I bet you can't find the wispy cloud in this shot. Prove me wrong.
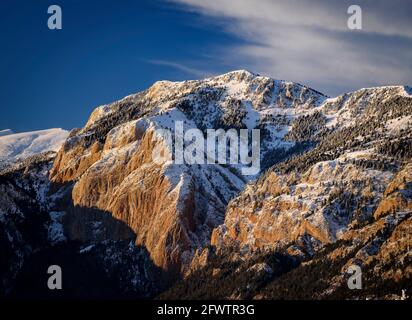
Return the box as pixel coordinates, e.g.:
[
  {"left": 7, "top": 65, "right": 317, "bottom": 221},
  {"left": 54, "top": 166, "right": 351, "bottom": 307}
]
[
  {"left": 168, "top": 0, "right": 412, "bottom": 95},
  {"left": 145, "top": 59, "right": 216, "bottom": 78}
]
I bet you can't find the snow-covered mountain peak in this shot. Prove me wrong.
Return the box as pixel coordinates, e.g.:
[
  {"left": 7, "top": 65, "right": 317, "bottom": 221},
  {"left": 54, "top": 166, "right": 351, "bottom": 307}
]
[
  {"left": 0, "top": 129, "right": 13, "bottom": 137},
  {"left": 319, "top": 84, "right": 412, "bottom": 128},
  {"left": 83, "top": 70, "right": 329, "bottom": 132},
  {"left": 208, "top": 69, "right": 257, "bottom": 81},
  {"left": 0, "top": 128, "right": 69, "bottom": 164}
]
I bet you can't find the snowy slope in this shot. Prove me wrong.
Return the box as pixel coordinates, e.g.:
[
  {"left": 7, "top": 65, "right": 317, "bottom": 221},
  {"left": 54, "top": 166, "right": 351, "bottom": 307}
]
[
  {"left": 80, "top": 70, "right": 328, "bottom": 177},
  {"left": 0, "top": 129, "right": 13, "bottom": 137},
  {"left": 0, "top": 128, "right": 69, "bottom": 163}
]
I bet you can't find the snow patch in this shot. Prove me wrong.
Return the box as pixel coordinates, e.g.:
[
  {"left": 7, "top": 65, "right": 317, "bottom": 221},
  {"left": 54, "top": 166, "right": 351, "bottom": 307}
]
[
  {"left": 80, "top": 244, "right": 95, "bottom": 254},
  {"left": 0, "top": 129, "right": 13, "bottom": 137},
  {"left": 386, "top": 115, "right": 412, "bottom": 135},
  {"left": 0, "top": 128, "right": 68, "bottom": 163},
  {"left": 48, "top": 211, "right": 66, "bottom": 245}
]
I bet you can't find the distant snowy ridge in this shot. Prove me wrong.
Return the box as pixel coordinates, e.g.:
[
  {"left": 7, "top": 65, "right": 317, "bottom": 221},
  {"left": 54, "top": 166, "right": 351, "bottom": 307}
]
[
  {"left": 0, "top": 129, "right": 13, "bottom": 137},
  {"left": 0, "top": 128, "right": 69, "bottom": 163}
]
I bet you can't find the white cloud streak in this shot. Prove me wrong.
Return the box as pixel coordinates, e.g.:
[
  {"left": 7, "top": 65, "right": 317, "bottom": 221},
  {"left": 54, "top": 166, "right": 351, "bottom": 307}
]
[
  {"left": 145, "top": 59, "right": 216, "bottom": 78},
  {"left": 169, "top": 0, "right": 412, "bottom": 95}
]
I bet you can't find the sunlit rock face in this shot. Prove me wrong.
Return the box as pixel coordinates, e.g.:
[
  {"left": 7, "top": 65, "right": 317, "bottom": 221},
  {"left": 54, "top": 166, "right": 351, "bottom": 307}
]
[
  {"left": 211, "top": 86, "right": 412, "bottom": 261},
  {"left": 49, "top": 70, "right": 328, "bottom": 273}
]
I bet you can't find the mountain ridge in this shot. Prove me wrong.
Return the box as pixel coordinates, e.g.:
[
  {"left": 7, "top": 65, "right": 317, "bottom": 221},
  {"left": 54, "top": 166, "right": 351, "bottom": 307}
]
[
  {"left": 1, "top": 70, "right": 411, "bottom": 299},
  {"left": 0, "top": 128, "right": 68, "bottom": 166}
]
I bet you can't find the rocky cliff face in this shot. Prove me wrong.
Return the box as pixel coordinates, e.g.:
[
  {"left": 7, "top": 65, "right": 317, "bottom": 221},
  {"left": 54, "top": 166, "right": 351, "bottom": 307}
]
[
  {"left": 48, "top": 70, "right": 328, "bottom": 274},
  {"left": 0, "top": 153, "right": 164, "bottom": 298},
  {"left": 210, "top": 85, "right": 412, "bottom": 260}
]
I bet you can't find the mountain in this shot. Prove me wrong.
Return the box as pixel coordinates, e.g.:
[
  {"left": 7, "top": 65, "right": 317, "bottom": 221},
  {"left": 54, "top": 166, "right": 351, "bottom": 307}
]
[
  {"left": 164, "top": 84, "right": 412, "bottom": 299},
  {"left": 212, "top": 85, "right": 412, "bottom": 254},
  {"left": 0, "top": 129, "right": 13, "bottom": 137},
  {"left": 0, "top": 128, "right": 69, "bottom": 165},
  {"left": 49, "top": 70, "right": 328, "bottom": 275},
  {"left": 1, "top": 70, "right": 411, "bottom": 299}
]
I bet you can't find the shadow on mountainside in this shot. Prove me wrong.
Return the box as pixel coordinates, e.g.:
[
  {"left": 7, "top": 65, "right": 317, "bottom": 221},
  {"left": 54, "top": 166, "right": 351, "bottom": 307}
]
[
  {"left": 6, "top": 203, "right": 168, "bottom": 299},
  {"left": 0, "top": 164, "right": 168, "bottom": 299},
  {"left": 8, "top": 240, "right": 163, "bottom": 300}
]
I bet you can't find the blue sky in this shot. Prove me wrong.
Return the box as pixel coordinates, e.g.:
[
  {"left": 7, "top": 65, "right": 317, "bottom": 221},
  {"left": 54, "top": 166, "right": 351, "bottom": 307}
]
[{"left": 1, "top": 0, "right": 411, "bottom": 132}]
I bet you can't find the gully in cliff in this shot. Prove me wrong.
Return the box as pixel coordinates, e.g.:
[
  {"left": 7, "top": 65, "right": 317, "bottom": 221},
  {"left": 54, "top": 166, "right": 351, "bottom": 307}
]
[{"left": 152, "top": 120, "right": 261, "bottom": 176}]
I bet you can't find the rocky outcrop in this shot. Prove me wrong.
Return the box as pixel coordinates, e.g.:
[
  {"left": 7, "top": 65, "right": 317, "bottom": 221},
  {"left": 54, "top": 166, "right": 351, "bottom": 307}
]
[
  {"left": 51, "top": 124, "right": 245, "bottom": 274},
  {"left": 162, "top": 203, "right": 411, "bottom": 300},
  {"left": 211, "top": 159, "right": 396, "bottom": 257},
  {"left": 48, "top": 70, "right": 327, "bottom": 274},
  {"left": 210, "top": 85, "right": 412, "bottom": 261},
  {"left": 374, "top": 162, "right": 412, "bottom": 220},
  {"left": 0, "top": 152, "right": 165, "bottom": 298}
]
